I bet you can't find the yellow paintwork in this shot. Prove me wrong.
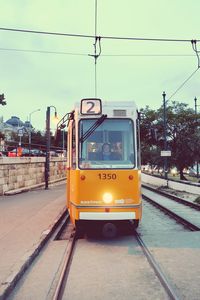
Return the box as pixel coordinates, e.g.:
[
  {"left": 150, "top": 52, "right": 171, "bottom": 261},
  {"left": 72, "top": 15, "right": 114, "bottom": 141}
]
[{"left": 67, "top": 169, "right": 142, "bottom": 225}]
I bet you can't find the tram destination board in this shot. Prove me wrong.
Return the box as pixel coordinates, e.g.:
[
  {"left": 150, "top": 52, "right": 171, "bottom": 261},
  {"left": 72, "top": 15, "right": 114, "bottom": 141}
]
[{"left": 81, "top": 98, "right": 102, "bottom": 115}]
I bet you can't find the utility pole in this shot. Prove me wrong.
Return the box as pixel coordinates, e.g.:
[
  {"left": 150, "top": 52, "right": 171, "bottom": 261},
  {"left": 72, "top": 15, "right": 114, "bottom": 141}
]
[
  {"left": 45, "top": 107, "right": 50, "bottom": 189},
  {"left": 163, "top": 91, "right": 168, "bottom": 180},
  {"left": 194, "top": 97, "right": 197, "bottom": 114},
  {"left": 45, "top": 106, "right": 57, "bottom": 189},
  {"left": 194, "top": 97, "right": 199, "bottom": 179}
]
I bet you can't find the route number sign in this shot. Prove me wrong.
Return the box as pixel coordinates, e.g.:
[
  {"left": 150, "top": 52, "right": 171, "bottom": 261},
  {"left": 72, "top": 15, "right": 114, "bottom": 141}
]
[{"left": 81, "top": 98, "right": 102, "bottom": 115}]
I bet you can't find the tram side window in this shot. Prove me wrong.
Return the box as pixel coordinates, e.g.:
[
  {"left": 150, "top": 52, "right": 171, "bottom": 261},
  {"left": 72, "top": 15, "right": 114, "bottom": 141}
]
[{"left": 72, "top": 122, "right": 76, "bottom": 169}]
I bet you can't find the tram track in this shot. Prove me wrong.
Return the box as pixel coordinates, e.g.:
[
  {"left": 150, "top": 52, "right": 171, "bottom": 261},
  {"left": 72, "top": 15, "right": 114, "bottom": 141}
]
[
  {"left": 143, "top": 194, "right": 200, "bottom": 231},
  {"left": 135, "top": 231, "right": 180, "bottom": 300},
  {"left": 50, "top": 209, "right": 183, "bottom": 300},
  {"left": 6, "top": 184, "right": 200, "bottom": 300},
  {"left": 52, "top": 226, "right": 182, "bottom": 300},
  {"left": 142, "top": 183, "right": 200, "bottom": 210},
  {"left": 35, "top": 183, "right": 200, "bottom": 300},
  {"left": 52, "top": 230, "right": 76, "bottom": 300},
  {"left": 142, "top": 186, "right": 200, "bottom": 231},
  {"left": 8, "top": 212, "right": 198, "bottom": 300},
  {"left": 6, "top": 211, "right": 71, "bottom": 300}
]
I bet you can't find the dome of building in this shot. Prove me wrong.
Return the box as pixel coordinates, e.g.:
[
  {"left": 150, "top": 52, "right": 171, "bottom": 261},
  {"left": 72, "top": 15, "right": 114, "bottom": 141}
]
[{"left": 5, "top": 116, "right": 24, "bottom": 127}]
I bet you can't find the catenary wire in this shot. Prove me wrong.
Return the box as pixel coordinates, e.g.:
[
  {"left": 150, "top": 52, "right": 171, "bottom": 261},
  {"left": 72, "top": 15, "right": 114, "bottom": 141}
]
[
  {"left": 94, "top": 0, "right": 98, "bottom": 97},
  {"left": 0, "top": 47, "right": 196, "bottom": 57},
  {"left": 167, "top": 40, "right": 200, "bottom": 100},
  {"left": 191, "top": 40, "right": 200, "bottom": 67},
  {"left": 168, "top": 67, "right": 200, "bottom": 101},
  {"left": 0, "top": 27, "right": 200, "bottom": 43},
  {"left": 0, "top": 47, "right": 89, "bottom": 56},
  {"left": 1, "top": 25, "right": 200, "bottom": 100},
  {"left": 95, "top": 0, "right": 97, "bottom": 37}
]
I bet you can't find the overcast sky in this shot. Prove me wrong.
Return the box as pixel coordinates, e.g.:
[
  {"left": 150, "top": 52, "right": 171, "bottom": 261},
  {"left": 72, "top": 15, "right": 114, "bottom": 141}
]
[{"left": 0, "top": 0, "right": 200, "bottom": 130}]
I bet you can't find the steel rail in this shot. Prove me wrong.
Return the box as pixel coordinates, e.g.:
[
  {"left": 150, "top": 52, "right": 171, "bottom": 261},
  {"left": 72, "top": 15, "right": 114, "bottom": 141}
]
[
  {"left": 142, "top": 194, "right": 200, "bottom": 231},
  {"left": 52, "top": 230, "right": 76, "bottom": 300},
  {"left": 142, "top": 184, "right": 200, "bottom": 210},
  {"left": 54, "top": 214, "right": 70, "bottom": 240},
  {"left": 135, "top": 232, "right": 180, "bottom": 300}
]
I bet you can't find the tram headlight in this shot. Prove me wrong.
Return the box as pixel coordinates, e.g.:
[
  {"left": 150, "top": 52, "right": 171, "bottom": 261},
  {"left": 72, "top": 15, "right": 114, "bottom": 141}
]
[{"left": 103, "top": 193, "right": 113, "bottom": 204}]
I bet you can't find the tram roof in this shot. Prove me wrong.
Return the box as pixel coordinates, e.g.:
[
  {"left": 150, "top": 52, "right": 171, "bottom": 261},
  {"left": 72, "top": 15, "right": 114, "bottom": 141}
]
[{"left": 74, "top": 100, "right": 138, "bottom": 119}]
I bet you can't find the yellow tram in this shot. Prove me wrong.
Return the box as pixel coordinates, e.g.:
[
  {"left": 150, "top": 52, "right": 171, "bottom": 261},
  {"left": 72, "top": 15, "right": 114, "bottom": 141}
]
[{"left": 67, "top": 98, "right": 142, "bottom": 233}]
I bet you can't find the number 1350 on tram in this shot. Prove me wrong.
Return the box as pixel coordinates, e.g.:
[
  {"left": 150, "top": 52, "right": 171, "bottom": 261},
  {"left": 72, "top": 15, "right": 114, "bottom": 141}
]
[{"left": 67, "top": 98, "right": 142, "bottom": 233}]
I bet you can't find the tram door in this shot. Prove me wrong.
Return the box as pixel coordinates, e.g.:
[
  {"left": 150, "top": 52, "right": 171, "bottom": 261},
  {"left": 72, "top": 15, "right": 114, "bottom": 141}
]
[
  {"left": 66, "top": 123, "right": 71, "bottom": 208},
  {"left": 67, "top": 119, "right": 78, "bottom": 213}
]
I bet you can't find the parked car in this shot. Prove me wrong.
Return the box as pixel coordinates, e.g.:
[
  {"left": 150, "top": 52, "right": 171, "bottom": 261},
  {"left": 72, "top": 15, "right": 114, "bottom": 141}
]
[
  {"left": 30, "top": 149, "right": 45, "bottom": 156},
  {"left": 188, "top": 166, "right": 198, "bottom": 177},
  {"left": 8, "top": 149, "right": 18, "bottom": 157}
]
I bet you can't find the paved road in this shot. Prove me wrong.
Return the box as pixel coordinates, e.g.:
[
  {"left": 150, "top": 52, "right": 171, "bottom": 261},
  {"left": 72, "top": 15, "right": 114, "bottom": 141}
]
[{"left": 0, "top": 183, "right": 66, "bottom": 299}]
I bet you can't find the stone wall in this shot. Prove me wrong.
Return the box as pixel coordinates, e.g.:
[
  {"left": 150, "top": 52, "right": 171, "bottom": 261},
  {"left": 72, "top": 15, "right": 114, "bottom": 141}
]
[{"left": 0, "top": 157, "right": 67, "bottom": 195}]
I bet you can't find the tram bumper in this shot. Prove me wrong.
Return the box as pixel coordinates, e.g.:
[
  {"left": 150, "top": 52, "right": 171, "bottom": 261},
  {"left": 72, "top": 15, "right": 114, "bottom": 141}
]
[{"left": 79, "top": 211, "right": 136, "bottom": 220}]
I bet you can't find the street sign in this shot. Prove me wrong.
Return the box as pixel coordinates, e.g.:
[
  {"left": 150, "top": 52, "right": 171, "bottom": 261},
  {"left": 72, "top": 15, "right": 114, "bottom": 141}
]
[
  {"left": 161, "top": 150, "right": 171, "bottom": 157},
  {"left": 18, "top": 129, "right": 23, "bottom": 137}
]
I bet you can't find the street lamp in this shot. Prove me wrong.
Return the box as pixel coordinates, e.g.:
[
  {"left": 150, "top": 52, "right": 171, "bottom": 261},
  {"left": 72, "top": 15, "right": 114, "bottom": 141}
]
[
  {"left": 45, "top": 106, "right": 58, "bottom": 189},
  {"left": 194, "top": 97, "right": 200, "bottom": 114},
  {"left": 28, "top": 109, "right": 40, "bottom": 155}
]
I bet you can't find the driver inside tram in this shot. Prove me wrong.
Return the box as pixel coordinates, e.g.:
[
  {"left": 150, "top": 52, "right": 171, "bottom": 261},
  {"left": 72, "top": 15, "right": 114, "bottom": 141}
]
[{"left": 99, "top": 143, "right": 121, "bottom": 160}]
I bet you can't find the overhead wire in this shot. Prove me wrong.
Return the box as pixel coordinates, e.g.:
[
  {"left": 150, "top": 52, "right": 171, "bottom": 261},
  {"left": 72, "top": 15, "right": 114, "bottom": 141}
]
[
  {"left": 0, "top": 47, "right": 88, "bottom": 56},
  {"left": 0, "top": 24, "right": 200, "bottom": 100},
  {"left": 93, "top": 37, "right": 102, "bottom": 94},
  {"left": 191, "top": 40, "right": 200, "bottom": 67},
  {"left": 0, "top": 47, "right": 196, "bottom": 57},
  {"left": 167, "top": 67, "right": 200, "bottom": 101},
  {"left": 167, "top": 40, "right": 200, "bottom": 101},
  {"left": 0, "top": 26, "right": 200, "bottom": 43},
  {"left": 93, "top": 0, "right": 98, "bottom": 97},
  {"left": 101, "top": 54, "right": 195, "bottom": 57}
]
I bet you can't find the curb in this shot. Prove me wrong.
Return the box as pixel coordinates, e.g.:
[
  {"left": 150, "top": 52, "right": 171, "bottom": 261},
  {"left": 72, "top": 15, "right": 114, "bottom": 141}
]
[{"left": 0, "top": 207, "right": 68, "bottom": 300}]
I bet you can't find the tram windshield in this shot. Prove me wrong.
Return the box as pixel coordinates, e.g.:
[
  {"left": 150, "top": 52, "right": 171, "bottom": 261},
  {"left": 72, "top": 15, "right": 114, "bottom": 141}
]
[{"left": 79, "top": 118, "right": 135, "bottom": 169}]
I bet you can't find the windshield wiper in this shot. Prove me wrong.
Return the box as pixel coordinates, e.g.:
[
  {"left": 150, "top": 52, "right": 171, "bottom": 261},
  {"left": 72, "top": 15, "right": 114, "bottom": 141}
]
[{"left": 79, "top": 114, "right": 107, "bottom": 143}]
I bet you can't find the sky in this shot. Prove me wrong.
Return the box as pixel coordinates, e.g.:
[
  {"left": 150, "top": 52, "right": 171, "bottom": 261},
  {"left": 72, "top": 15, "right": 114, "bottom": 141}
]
[{"left": 0, "top": 0, "right": 200, "bottom": 131}]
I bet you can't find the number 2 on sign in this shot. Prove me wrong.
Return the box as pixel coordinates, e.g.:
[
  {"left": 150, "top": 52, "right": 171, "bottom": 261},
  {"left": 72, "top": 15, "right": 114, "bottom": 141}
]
[{"left": 86, "top": 101, "right": 95, "bottom": 113}]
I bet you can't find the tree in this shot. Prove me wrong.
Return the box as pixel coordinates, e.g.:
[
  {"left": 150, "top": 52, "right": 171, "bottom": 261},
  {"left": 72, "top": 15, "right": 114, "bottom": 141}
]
[
  {"left": 140, "top": 101, "right": 200, "bottom": 180},
  {"left": 162, "top": 101, "right": 200, "bottom": 180},
  {"left": 140, "top": 106, "right": 162, "bottom": 167},
  {"left": 0, "top": 94, "right": 6, "bottom": 106}
]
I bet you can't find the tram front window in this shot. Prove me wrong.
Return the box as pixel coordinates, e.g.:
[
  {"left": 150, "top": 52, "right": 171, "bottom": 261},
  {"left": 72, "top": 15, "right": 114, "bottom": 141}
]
[{"left": 79, "top": 119, "right": 135, "bottom": 169}]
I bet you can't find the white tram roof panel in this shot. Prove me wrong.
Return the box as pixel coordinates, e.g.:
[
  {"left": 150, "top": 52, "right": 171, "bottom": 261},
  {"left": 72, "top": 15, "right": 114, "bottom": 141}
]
[
  {"left": 102, "top": 101, "right": 137, "bottom": 118},
  {"left": 75, "top": 99, "right": 138, "bottom": 119}
]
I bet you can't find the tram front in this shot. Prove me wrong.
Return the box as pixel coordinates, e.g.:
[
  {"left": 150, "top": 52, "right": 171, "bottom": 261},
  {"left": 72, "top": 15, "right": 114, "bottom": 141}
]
[{"left": 68, "top": 99, "right": 142, "bottom": 233}]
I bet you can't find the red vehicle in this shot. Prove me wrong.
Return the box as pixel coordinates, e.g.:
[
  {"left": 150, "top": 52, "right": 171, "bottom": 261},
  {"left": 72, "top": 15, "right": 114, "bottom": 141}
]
[{"left": 8, "top": 147, "right": 22, "bottom": 157}]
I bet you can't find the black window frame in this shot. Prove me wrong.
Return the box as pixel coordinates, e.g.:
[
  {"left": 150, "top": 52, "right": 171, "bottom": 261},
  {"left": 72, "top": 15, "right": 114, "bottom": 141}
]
[{"left": 78, "top": 117, "right": 136, "bottom": 170}]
